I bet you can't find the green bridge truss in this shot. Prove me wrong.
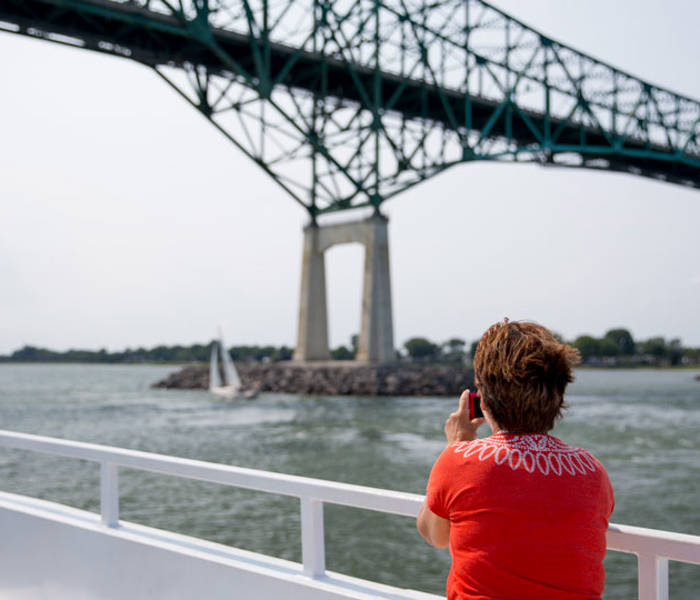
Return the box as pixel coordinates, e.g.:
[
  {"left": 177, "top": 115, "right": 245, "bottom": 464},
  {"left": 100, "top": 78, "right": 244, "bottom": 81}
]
[{"left": 3, "top": 0, "right": 700, "bottom": 217}]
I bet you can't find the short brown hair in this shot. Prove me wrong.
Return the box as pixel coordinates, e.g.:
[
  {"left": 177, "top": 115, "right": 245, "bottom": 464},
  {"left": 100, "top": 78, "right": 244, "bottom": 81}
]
[{"left": 473, "top": 319, "right": 580, "bottom": 434}]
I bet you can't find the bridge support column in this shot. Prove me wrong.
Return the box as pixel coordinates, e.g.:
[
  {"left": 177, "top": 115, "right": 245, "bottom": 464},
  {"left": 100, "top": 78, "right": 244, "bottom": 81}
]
[
  {"left": 293, "top": 214, "right": 395, "bottom": 364},
  {"left": 294, "top": 224, "right": 330, "bottom": 361},
  {"left": 355, "top": 215, "right": 394, "bottom": 364}
]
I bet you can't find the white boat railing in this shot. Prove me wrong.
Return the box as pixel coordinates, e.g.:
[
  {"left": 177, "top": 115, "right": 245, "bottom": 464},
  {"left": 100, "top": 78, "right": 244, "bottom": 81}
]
[{"left": 0, "top": 429, "right": 698, "bottom": 600}]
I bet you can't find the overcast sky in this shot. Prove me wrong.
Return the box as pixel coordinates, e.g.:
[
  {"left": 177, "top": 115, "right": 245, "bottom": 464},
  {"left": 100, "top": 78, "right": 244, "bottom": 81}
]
[{"left": 1, "top": 0, "right": 699, "bottom": 354}]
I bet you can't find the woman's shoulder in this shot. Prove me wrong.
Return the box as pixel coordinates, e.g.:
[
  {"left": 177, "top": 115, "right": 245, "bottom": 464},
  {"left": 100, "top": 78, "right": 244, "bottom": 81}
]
[{"left": 447, "top": 433, "right": 610, "bottom": 478}]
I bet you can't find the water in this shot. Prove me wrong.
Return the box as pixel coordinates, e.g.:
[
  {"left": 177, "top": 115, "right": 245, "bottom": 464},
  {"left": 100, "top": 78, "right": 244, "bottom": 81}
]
[{"left": 0, "top": 364, "right": 699, "bottom": 598}]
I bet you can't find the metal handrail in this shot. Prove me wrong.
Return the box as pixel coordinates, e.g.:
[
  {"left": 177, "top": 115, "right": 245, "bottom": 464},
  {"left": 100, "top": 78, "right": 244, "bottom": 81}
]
[{"left": 1, "top": 429, "right": 698, "bottom": 597}]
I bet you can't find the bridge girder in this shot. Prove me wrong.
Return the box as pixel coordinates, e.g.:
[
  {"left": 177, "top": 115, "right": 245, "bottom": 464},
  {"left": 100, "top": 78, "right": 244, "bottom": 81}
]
[{"left": 2, "top": 0, "right": 699, "bottom": 215}]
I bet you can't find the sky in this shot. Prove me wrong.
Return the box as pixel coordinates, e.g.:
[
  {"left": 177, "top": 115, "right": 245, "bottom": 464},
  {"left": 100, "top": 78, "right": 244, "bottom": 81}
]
[{"left": 1, "top": 0, "right": 699, "bottom": 354}]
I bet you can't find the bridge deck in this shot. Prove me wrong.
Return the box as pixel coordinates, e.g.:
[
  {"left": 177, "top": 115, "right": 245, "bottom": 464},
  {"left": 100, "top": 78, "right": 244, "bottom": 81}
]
[{"left": 2, "top": 0, "right": 698, "bottom": 191}]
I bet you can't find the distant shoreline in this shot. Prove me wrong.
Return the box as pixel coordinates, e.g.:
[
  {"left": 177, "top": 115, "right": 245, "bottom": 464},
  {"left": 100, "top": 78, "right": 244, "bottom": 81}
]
[
  {"left": 3, "top": 329, "right": 700, "bottom": 368},
  {"left": 0, "top": 361, "right": 195, "bottom": 367},
  {"left": 2, "top": 361, "right": 699, "bottom": 372}
]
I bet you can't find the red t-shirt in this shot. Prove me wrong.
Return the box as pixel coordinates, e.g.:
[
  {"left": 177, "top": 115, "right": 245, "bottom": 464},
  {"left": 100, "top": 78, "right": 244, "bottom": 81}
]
[{"left": 426, "top": 433, "right": 614, "bottom": 600}]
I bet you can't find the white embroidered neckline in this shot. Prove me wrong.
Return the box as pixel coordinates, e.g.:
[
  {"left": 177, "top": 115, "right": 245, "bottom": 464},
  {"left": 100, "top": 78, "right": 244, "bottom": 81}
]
[{"left": 451, "top": 433, "right": 599, "bottom": 477}]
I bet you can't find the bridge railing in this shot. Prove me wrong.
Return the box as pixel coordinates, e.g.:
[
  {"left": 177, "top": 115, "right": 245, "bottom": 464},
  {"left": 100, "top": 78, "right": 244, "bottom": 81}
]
[{"left": 1, "top": 429, "right": 698, "bottom": 599}]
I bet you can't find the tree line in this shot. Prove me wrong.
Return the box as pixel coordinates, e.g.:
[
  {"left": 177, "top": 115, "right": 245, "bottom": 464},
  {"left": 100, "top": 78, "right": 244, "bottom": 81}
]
[
  {"left": 0, "top": 344, "right": 293, "bottom": 364},
  {"left": 568, "top": 329, "right": 699, "bottom": 367},
  {"left": 398, "top": 329, "right": 700, "bottom": 367},
  {"left": 1, "top": 328, "right": 698, "bottom": 367}
]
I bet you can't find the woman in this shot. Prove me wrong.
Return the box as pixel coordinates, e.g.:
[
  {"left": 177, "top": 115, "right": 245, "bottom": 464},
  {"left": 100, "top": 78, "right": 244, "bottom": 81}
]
[{"left": 417, "top": 319, "right": 614, "bottom": 600}]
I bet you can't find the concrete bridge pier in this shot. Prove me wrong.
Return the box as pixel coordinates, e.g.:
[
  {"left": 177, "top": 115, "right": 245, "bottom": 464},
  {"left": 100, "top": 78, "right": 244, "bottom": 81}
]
[
  {"left": 293, "top": 214, "right": 395, "bottom": 364},
  {"left": 294, "top": 223, "right": 330, "bottom": 361}
]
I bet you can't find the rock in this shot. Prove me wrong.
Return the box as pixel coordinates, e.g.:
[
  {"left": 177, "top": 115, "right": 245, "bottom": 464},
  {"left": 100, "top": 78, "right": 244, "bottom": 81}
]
[{"left": 152, "top": 362, "right": 475, "bottom": 397}]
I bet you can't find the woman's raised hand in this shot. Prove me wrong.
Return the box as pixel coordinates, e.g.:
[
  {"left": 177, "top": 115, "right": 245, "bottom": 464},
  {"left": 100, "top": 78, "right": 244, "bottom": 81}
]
[{"left": 444, "top": 389, "right": 485, "bottom": 445}]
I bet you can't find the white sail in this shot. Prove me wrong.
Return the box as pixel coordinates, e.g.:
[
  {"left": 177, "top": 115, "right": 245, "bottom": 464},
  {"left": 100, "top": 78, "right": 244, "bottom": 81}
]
[
  {"left": 208, "top": 328, "right": 256, "bottom": 399},
  {"left": 219, "top": 335, "right": 241, "bottom": 389},
  {"left": 209, "top": 343, "right": 222, "bottom": 391}
]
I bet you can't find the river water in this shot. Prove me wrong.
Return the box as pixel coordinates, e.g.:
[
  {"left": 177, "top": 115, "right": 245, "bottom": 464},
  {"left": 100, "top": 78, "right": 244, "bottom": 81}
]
[{"left": 0, "top": 364, "right": 698, "bottom": 598}]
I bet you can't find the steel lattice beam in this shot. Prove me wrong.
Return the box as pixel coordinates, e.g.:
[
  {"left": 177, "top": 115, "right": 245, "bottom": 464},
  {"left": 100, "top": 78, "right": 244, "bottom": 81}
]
[{"left": 2, "top": 0, "right": 699, "bottom": 216}]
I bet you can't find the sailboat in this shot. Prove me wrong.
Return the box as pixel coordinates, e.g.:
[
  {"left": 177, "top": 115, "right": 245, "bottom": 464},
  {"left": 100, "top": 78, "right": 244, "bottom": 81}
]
[{"left": 208, "top": 333, "right": 258, "bottom": 399}]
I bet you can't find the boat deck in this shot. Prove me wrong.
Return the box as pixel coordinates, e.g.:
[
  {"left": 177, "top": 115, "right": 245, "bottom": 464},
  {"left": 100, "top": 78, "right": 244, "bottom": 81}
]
[{"left": 1, "top": 430, "right": 698, "bottom": 600}]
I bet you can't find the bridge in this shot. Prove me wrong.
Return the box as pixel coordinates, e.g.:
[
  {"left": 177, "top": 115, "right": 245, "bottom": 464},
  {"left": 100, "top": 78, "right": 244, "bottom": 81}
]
[{"left": 3, "top": 0, "right": 699, "bottom": 362}]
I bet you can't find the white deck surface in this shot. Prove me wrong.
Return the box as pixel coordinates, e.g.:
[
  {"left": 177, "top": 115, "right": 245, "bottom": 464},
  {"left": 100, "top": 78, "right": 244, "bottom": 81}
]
[{"left": 0, "top": 491, "right": 442, "bottom": 600}]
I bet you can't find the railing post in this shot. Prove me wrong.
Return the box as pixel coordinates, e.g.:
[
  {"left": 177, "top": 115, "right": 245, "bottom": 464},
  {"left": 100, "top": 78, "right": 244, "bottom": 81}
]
[
  {"left": 100, "top": 462, "right": 119, "bottom": 527},
  {"left": 300, "top": 497, "right": 325, "bottom": 578},
  {"left": 637, "top": 554, "right": 669, "bottom": 600}
]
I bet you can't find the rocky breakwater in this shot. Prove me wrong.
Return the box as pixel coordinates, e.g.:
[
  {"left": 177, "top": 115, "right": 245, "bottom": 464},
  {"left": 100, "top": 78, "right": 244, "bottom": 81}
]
[{"left": 152, "top": 362, "right": 475, "bottom": 397}]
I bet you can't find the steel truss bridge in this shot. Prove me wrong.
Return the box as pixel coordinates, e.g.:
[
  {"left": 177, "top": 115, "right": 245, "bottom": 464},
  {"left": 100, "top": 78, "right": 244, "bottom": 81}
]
[{"left": 2, "top": 0, "right": 700, "bottom": 218}]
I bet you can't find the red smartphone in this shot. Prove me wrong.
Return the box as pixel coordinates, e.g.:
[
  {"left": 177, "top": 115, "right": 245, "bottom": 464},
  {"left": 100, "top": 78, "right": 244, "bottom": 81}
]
[{"left": 468, "top": 392, "right": 483, "bottom": 420}]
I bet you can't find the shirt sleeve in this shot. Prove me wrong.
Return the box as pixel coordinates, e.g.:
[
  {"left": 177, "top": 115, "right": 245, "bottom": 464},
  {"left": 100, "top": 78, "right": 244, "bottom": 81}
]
[
  {"left": 588, "top": 451, "right": 615, "bottom": 518},
  {"left": 425, "top": 444, "right": 461, "bottom": 520},
  {"left": 603, "top": 466, "right": 615, "bottom": 517}
]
